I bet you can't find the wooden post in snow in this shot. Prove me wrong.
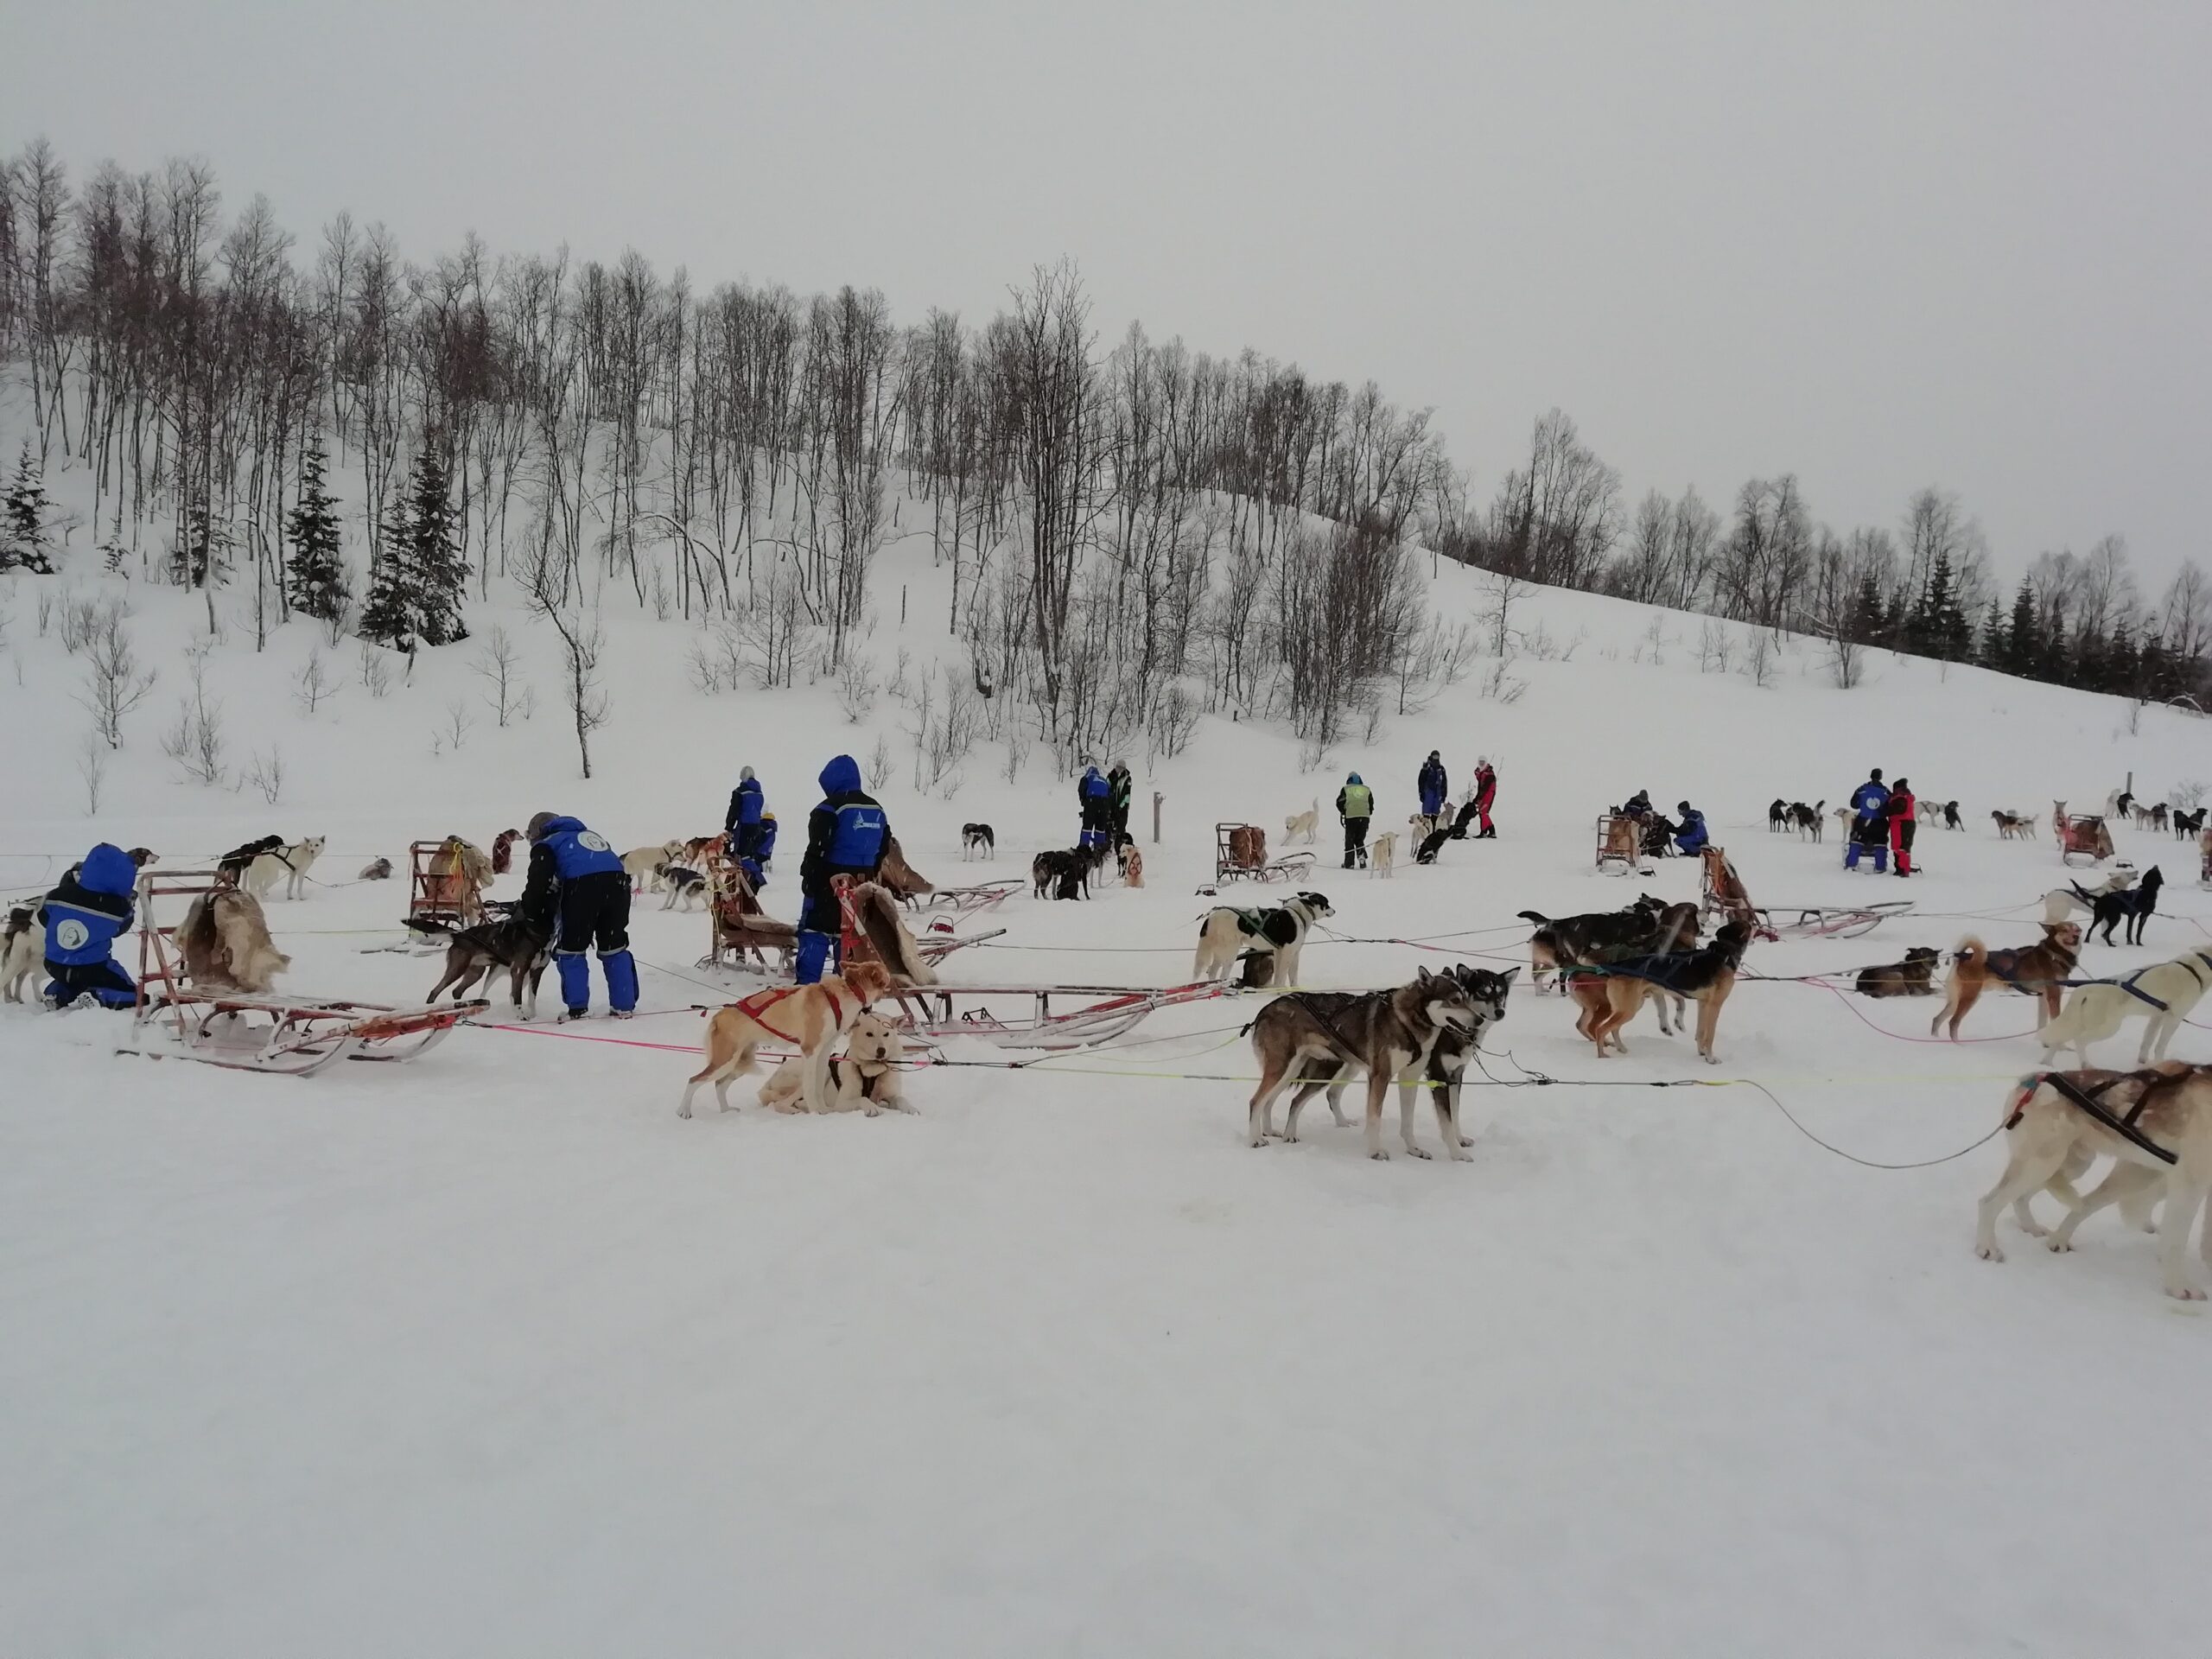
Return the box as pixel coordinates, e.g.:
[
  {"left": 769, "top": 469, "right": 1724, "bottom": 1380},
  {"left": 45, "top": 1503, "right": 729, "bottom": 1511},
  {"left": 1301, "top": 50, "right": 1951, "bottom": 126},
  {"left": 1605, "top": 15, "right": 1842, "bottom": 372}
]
[{"left": 1153, "top": 791, "right": 1163, "bottom": 845}]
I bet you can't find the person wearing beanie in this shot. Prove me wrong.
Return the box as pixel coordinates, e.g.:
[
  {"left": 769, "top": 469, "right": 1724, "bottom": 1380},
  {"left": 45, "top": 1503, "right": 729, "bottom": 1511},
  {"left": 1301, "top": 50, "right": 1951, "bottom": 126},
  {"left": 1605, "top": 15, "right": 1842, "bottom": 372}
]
[
  {"left": 1473, "top": 756, "right": 1497, "bottom": 838},
  {"left": 1846, "top": 769, "right": 1891, "bottom": 873},
  {"left": 519, "top": 811, "right": 637, "bottom": 1020},
  {"left": 1417, "top": 751, "right": 1448, "bottom": 822},
  {"left": 1885, "top": 777, "right": 1917, "bottom": 878},
  {"left": 1336, "top": 772, "right": 1373, "bottom": 868},
  {"left": 797, "top": 754, "right": 890, "bottom": 984},
  {"left": 1673, "top": 801, "right": 1709, "bottom": 856},
  {"left": 1107, "top": 761, "right": 1135, "bottom": 842},
  {"left": 726, "top": 765, "right": 767, "bottom": 858}
]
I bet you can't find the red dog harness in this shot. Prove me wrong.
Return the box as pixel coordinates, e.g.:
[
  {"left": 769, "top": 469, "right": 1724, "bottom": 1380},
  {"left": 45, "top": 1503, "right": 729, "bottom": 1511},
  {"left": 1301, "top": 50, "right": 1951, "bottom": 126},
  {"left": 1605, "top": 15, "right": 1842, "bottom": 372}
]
[{"left": 730, "top": 981, "right": 847, "bottom": 1039}]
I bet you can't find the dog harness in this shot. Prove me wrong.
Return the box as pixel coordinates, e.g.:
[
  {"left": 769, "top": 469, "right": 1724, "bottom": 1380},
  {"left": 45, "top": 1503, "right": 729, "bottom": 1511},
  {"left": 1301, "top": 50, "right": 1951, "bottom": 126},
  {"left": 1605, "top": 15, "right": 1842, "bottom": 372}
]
[
  {"left": 2010, "top": 1070, "right": 2178, "bottom": 1166},
  {"left": 732, "top": 981, "right": 847, "bottom": 1039},
  {"left": 1233, "top": 908, "right": 1300, "bottom": 948}
]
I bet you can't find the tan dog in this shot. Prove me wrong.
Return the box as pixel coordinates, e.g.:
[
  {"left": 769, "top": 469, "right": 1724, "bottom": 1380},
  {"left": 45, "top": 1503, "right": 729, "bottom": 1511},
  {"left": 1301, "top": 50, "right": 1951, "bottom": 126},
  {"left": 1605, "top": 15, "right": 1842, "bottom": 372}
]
[
  {"left": 622, "top": 840, "right": 686, "bottom": 892},
  {"left": 1565, "top": 922, "right": 1749, "bottom": 1063},
  {"left": 1976, "top": 1063, "right": 2212, "bottom": 1300},
  {"left": 177, "top": 887, "right": 291, "bottom": 992},
  {"left": 1408, "top": 811, "right": 1439, "bottom": 847},
  {"left": 678, "top": 960, "right": 896, "bottom": 1118},
  {"left": 1284, "top": 798, "right": 1319, "bottom": 846},
  {"left": 1370, "top": 831, "right": 1397, "bottom": 877},
  {"left": 756, "top": 1010, "right": 912, "bottom": 1115},
  {"left": 1931, "top": 924, "right": 2081, "bottom": 1038}
]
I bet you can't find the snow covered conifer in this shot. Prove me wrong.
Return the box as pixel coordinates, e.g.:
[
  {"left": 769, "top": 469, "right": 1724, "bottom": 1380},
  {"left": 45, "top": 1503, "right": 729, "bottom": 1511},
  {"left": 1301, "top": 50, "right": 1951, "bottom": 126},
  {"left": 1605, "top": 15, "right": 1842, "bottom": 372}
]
[
  {"left": 285, "top": 437, "right": 349, "bottom": 623},
  {"left": 357, "top": 491, "right": 418, "bottom": 649},
  {"left": 2, "top": 441, "right": 55, "bottom": 573},
  {"left": 406, "top": 446, "right": 468, "bottom": 646}
]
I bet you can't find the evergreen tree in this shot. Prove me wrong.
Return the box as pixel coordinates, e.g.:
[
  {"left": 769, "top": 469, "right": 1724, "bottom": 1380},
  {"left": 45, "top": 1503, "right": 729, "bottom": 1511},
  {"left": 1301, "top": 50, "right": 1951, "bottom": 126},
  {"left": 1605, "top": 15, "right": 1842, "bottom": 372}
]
[
  {"left": 2000, "top": 579, "right": 2037, "bottom": 677},
  {"left": 1848, "top": 573, "right": 1885, "bottom": 644},
  {"left": 406, "top": 447, "right": 468, "bottom": 645},
  {"left": 1, "top": 442, "right": 54, "bottom": 574},
  {"left": 170, "top": 504, "right": 232, "bottom": 589},
  {"left": 2042, "top": 613, "right": 2067, "bottom": 685},
  {"left": 1909, "top": 550, "right": 1971, "bottom": 662},
  {"left": 285, "top": 437, "right": 349, "bottom": 623},
  {"left": 2106, "top": 615, "right": 2141, "bottom": 698},
  {"left": 1975, "top": 597, "right": 2004, "bottom": 668},
  {"left": 357, "top": 492, "right": 417, "bottom": 648}
]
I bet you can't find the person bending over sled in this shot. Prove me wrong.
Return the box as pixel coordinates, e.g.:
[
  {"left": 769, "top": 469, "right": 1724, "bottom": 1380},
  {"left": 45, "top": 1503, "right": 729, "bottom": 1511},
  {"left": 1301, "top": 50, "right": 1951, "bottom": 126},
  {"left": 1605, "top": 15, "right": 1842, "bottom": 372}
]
[
  {"left": 521, "top": 812, "right": 639, "bottom": 1021},
  {"left": 797, "top": 753, "right": 889, "bottom": 985},
  {"left": 1845, "top": 768, "right": 1891, "bottom": 873},
  {"left": 1337, "top": 772, "right": 1373, "bottom": 868},
  {"left": 1673, "top": 803, "right": 1709, "bottom": 857},
  {"left": 39, "top": 842, "right": 140, "bottom": 1009}
]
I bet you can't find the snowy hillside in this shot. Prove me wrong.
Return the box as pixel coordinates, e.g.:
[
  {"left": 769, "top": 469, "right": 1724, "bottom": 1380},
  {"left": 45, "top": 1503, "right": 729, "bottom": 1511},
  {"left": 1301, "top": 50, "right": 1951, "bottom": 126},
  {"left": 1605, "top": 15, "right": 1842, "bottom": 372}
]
[{"left": 9, "top": 425, "right": 2212, "bottom": 1656}]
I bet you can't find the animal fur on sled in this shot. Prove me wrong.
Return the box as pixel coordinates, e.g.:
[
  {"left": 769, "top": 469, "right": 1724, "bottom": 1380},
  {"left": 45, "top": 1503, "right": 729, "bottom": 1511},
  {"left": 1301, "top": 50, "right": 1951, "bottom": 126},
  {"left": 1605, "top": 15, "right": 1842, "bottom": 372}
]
[
  {"left": 877, "top": 835, "right": 935, "bottom": 901},
  {"left": 852, "top": 881, "right": 937, "bottom": 983},
  {"left": 177, "top": 887, "right": 292, "bottom": 992}
]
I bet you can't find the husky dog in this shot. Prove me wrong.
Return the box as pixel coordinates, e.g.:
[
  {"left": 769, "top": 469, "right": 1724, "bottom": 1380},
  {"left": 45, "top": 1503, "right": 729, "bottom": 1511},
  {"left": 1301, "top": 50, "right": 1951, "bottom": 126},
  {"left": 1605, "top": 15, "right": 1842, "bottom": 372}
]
[
  {"left": 1565, "top": 920, "right": 1751, "bottom": 1063},
  {"left": 962, "top": 823, "right": 996, "bottom": 861},
  {"left": 1243, "top": 967, "right": 1482, "bottom": 1160},
  {"left": 623, "top": 841, "right": 688, "bottom": 893},
  {"left": 1932, "top": 924, "right": 2082, "bottom": 1038},
  {"left": 2035, "top": 948, "right": 2212, "bottom": 1067},
  {"left": 679, "top": 961, "right": 898, "bottom": 1118},
  {"left": 1116, "top": 840, "right": 1146, "bottom": 889},
  {"left": 1768, "top": 798, "right": 1789, "bottom": 832},
  {"left": 240, "top": 836, "right": 325, "bottom": 902},
  {"left": 2, "top": 906, "right": 40, "bottom": 1003},
  {"left": 423, "top": 913, "right": 554, "bottom": 1016},
  {"left": 1033, "top": 844, "right": 1107, "bottom": 900},
  {"left": 1283, "top": 798, "right": 1319, "bottom": 846},
  {"left": 2172, "top": 807, "right": 2208, "bottom": 840},
  {"left": 1991, "top": 810, "right": 2037, "bottom": 841},
  {"left": 176, "top": 887, "right": 291, "bottom": 992},
  {"left": 1192, "top": 892, "right": 1332, "bottom": 986},
  {"left": 1290, "top": 964, "right": 1518, "bottom": 1153},
  {"left": 1941, "top": 800, "right": 1963, "bottom": 830},
  {"left": 658, "top": 863, "right": 709, "bottom": 911},
  {"left": 1977, "top": 1062, "right": 2212, "bottom": 1300},
  {"left": 1855, "top": 948, "right": 1941, "bottom": 998},
  {"left": 2074, "top": 866, "right": 2164, "bottom": 946},
  {"left": 757, "top": 1009, "right": 912, "bottom": 1116},
  {"left": 1517, "top": 896, "right": 1675, "bottom": 990},
  {"left": 1370, "top": 831, "right": 1398, "bottom": 878},
  {"left": 1788, "top": 800, "right": 1826, "bottom": 841},
  {"left": 358, "top": 856, "right": 394, "bottom": 880}
]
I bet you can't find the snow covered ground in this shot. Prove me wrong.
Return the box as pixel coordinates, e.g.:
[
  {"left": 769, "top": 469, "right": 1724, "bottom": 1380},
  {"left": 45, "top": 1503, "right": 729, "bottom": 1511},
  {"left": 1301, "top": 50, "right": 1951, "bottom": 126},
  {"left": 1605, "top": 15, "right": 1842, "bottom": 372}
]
[{"left": 8, "top": 489, "right": 2212, "bottom": 1654}]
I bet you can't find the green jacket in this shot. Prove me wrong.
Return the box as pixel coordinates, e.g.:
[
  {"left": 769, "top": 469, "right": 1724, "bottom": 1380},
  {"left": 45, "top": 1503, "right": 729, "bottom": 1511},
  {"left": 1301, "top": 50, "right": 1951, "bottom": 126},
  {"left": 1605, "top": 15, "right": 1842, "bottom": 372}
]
[
  {"left": 1337, "top": 783, "right": 1373, "bottom": 819},
  {"left": 1108, "top": 767, "right": 1133, "bottom": 810}
]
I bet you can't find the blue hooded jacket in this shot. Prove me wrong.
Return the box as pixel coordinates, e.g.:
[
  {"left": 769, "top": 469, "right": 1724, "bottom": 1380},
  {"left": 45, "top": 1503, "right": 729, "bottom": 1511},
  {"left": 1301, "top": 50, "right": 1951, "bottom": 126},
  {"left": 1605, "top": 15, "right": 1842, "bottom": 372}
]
[
  {"left": 807, "top": 754, "right": 887, "bottom": 876},
  {"left": 1851, "top": 779, "right": 1890, "bottom": 823},
  {"left": 1674, "top": 810, "right": 1709, "bottom": 855},
  {"left": 1080, "top": 766, "right": 1109, "bottom": 803},
  {"left": 537, "top": 816, "right": 624, "bottom": 880},
  {"left": 43, "top": 842, "right": 137, "bottom": 966},
  {"left": 728, "top": 773, "right": 765, "bottom": 829}
]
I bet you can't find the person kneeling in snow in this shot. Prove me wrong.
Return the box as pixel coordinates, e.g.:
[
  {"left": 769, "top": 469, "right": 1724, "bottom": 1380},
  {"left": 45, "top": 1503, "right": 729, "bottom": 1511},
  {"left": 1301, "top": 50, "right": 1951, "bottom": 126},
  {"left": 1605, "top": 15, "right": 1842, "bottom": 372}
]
[
  {"left": 1673, "top": 803, "right": 1709, "bottom": 857},
  {"left": 521, "top": 811, "right": 639, "bottom": 1021},
  {"left": 40, "top": 842, "right": 139, "bottom": 1009}
]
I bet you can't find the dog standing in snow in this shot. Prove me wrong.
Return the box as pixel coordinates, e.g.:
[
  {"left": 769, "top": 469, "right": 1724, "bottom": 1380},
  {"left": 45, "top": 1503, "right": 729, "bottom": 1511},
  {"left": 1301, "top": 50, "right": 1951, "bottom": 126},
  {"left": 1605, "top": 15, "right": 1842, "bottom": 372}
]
[{"left": 241, "top": 836, "right": 325, "bottom": 902}]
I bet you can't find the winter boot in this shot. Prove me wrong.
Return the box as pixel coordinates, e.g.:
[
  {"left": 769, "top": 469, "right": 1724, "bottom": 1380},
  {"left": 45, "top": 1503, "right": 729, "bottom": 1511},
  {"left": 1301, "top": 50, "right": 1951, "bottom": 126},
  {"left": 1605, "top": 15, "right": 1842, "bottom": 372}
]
[{"left": 556, "top": 951, "right": 591, "bottom": 1014}]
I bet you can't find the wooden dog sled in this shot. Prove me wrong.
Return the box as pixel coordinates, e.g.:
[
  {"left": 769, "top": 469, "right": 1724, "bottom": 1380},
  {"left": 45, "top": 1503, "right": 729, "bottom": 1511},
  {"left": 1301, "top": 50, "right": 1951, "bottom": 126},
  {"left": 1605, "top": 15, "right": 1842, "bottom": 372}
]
[
  {"left": 877, "top": 980, "right": 1227, "bottom": 1052},
  {"left": 2059, "top": 813, "right": 2116, "bottom": 868},
  {"left": 1698, "top": 847, "right": 1910, "bottom": 942},
  {"left": 126, "top": 869, "right": 483, "bottom": 1076},
  {"left": 1216, "top": 823, "right": 1313, "bottom": 885},
  {"left": 1595, "top": 814, "right": 1654, "bottom": 876}
]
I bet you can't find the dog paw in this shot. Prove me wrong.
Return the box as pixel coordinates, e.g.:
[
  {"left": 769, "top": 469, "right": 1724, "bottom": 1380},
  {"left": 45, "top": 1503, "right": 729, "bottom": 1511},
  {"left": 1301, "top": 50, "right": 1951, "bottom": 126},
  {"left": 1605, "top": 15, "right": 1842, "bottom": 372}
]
[
  {"left": 2044, "top": 1236, "right": 2074, "bottom": 1254},
  {"left": 1458, "top": 1135, "right": 1475, "bottom": 1148},
  {"left": 2165, "top": 1282, "right": 2208, "bottom": 1301},
  {"left": 1370, "top": 1150, "right": 1390, "bottom": 1161},
  {"left": 677, "top": 1105, "right": 693, "bottom": 1120},
  {"left": 1404, "top": 1146, "right": 1432, "bottom": 1160},
  {"left": 1976, "top": 1243, "right": 2005, "bottom": 1262}
]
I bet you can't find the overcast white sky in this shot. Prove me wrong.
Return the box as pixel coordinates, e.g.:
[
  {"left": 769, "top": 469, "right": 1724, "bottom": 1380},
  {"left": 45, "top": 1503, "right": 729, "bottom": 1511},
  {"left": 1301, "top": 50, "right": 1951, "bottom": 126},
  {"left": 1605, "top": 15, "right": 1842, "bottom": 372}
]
[{"left": 10, "top": 0, "right": 2209, "bottom": 584}]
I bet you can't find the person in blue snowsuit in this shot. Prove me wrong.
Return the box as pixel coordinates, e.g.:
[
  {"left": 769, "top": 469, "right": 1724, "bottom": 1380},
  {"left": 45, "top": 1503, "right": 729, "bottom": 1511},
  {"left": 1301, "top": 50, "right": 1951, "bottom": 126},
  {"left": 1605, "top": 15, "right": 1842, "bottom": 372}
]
[
  {"left": 519, "top": 811, "right": 638, "bottom": 1020},
  {"left": 726, "top": 766, "right": 766, "bottom": 859},
  {"left": 757, "top": 811, "right": 779, "bottom": 868},
  {"left": 797, "top": 754, "right": 889, "bottom": 985},
  {"left": 1673, "top": 803, "right": 1709, "bottom": 856},
  {"left": 1077, "top": 763, "right": 1112, "bottom": 851},
  {"left": 39, "top": 842, "right": 139, "bottom": 1008},
  {"left": 1845, "top": 768, "right": 1891, "bottom": 872},
  {"left": 1418, "top": 751, "right": 1448, "bottom": 821}
]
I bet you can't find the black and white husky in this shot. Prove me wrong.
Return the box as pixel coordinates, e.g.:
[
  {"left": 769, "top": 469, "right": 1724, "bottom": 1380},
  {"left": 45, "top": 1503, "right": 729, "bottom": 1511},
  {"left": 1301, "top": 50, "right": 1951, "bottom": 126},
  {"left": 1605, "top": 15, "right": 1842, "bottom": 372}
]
[
  {"left": 241, "top": 836, "right": 326, "bottom": 901},
  {"left": 1192, "top": 892, "right": 1332, "bottom": 986},
  {"left": 961, "top": 823, "right": 995, "bottom": 860}
]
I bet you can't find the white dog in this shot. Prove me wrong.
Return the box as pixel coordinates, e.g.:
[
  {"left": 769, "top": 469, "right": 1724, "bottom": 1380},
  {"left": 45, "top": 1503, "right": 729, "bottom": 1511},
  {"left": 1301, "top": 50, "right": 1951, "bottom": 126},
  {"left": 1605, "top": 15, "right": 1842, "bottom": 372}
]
[
  {"left": 1370, "top": 831, "right": 1397, "bottom": 878},
  {"left": 1284, "top": 798, "right": 1319, "bottom": 846},
  {"left": 756, "top": 1011, "right": 912, "bottom": 1116},
  {"left": 2, "top": 905, "right": 41, "bottom": 1002},
  {"left": 2037, "top": 950, "right": 2212, "bottom": 1066},
  {"left": 241, "top": 836, "right": 325, "bottom": 902}
]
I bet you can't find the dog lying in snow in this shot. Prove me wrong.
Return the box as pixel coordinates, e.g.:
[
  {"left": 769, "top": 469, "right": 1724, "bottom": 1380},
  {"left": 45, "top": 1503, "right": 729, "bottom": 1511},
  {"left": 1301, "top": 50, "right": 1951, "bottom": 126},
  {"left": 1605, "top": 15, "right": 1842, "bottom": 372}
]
[
  {"left": 679, "top": 960, "right": 897, "bottom": 1118},
  {"left": 756, "top": 1009, "right": 912, "bottom": 1115}
]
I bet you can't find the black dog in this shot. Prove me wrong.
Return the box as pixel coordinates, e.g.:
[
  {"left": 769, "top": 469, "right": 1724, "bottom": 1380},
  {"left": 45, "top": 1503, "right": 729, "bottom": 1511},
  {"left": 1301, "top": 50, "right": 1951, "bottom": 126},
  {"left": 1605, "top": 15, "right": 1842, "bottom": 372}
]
[
  {"left": 2073, "top": 866, "right": 2164, "bottom": 945},
  {"left": 1768, "top": 798, "right": 1788, "bottom": 832},
  {"left": 1033, "top": 844, "right": 1105, "bottom": 900},
  {"left": 1942, "top": 800, "right": 1962, "bottom": 831},
  {"left": 2173, "top": 808, "right": 2206, "bottom": 840},
  {"left": 1415, "top": 825, "right": 1454, "bottom": 864}
]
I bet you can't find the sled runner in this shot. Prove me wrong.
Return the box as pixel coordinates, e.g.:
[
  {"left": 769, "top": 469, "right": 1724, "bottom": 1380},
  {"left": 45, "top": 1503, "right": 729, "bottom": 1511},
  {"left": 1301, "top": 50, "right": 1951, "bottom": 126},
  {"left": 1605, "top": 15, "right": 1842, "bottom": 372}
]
[
  {"left": 1697, "top": 846, "right": 1910, "bottom": 941},
  {"left": 1216, "top": 823, "right": 1314, "bottom": 885},
  {"left": 127, "top": 869, "right": 484, "bottom": 1076},
  {"left": 2059, "top": 813, "right": 2115, "bottom": 868},
  {"left": 903, "top": 880, "right": 1022, "bottom": 917},
  {"left": 879, "top": 980, "right": 1227, "bottom": 1052}
]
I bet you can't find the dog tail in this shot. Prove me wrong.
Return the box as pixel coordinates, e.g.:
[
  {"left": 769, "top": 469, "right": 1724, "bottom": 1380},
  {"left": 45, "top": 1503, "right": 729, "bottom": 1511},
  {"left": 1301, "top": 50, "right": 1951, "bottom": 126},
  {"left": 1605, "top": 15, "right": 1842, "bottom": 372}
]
[{"left": 1516, "top": 909, "right": 1550, "bottom": 927}]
